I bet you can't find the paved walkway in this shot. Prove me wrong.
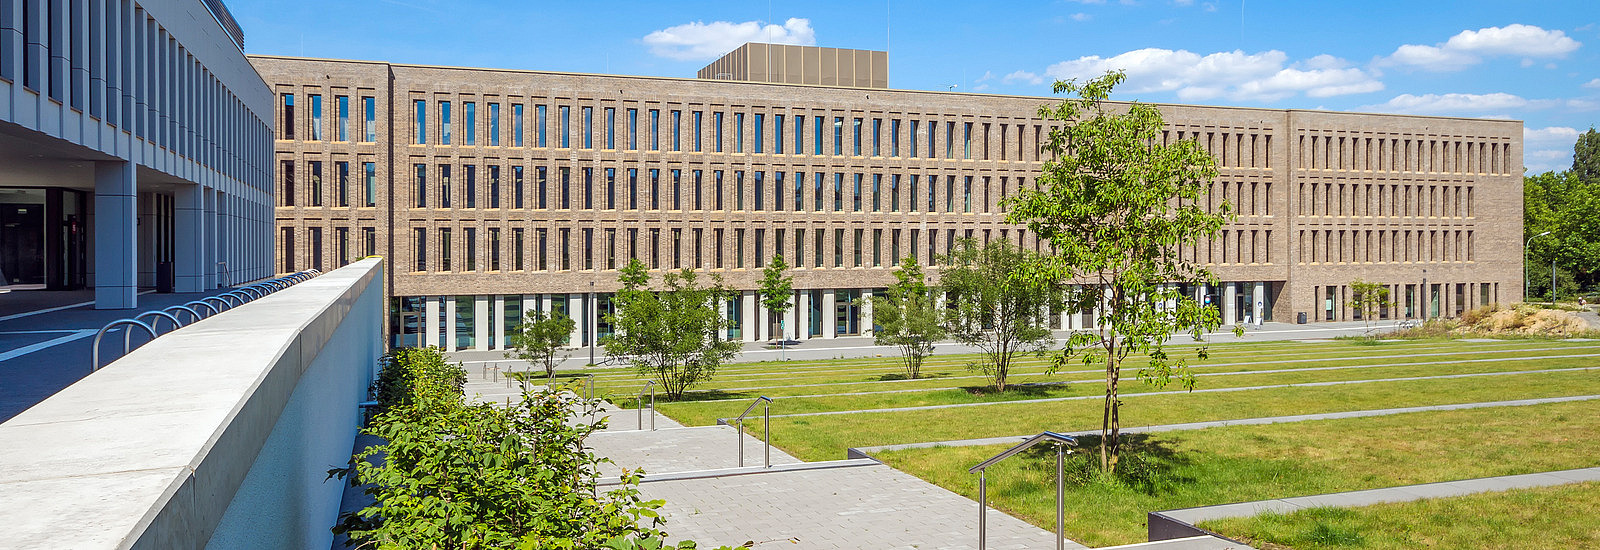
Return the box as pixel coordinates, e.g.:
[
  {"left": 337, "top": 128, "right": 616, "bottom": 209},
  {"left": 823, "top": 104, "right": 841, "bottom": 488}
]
[
  {"left": 1151, "top": 467, "right": 1600, "bottom": 541},
  {"left": 851, "top": 394, "right": 1600, "bottom": 454}
]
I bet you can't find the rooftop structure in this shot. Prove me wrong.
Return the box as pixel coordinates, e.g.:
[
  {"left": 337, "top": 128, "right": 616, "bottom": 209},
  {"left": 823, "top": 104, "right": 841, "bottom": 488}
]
[{"left": 697, "top": 43, "right": 888, "bottom": 88}]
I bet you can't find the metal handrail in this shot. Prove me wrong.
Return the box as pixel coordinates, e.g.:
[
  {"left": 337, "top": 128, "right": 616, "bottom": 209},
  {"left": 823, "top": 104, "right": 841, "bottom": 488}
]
[
  {"left": 584, "top": 373, "right": 595, "bottom": 402},
  {"left": 969, "top": 431, "right": 1078, "bottom": 550},
  {"left": 135, "top": 310, "right": 183, "bottom": 334},
  {"left": 733, "top": 396, "right": 774, "bottom": 468},
  {"left": 637, "top": 380, "right": 656, "bottom": 430},
  {"left": 92, "top": 319, "right": 158, "bottom": 371}
]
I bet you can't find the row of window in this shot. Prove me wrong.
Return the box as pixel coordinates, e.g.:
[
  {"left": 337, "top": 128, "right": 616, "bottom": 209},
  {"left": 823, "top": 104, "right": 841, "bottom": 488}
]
[
  {"left": 1299, "top": 134, "right": 1514, "bottom": 175},
  {"left": 397, "top": 164, "right": 1019, "bottom": 214},
  {"left": 1298, "top": 229, "right": 1475, "bottom": 265},
  {"left": 278, "top": 160, "right": 380, "bottom": 207},
  {"left": 1297, "top": 182, "right": 1475, "bottom": 219},
  {"left": 8, "top": 0, "right": 272, "bottom": 190},
  {"left": 280, "top": 93, "right": 379, "bottom": 143},
  {"left": 277, "top": 226, "right": 379, "bottom": 272}
]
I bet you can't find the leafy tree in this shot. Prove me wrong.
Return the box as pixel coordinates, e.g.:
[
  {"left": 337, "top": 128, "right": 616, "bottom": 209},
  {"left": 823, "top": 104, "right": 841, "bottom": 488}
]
[
  {"left": 758, "top": 255, "right": 795, "bottom": 342},
  {"left": 1524, "top": 170, "right": 1600, "bottom": 296},
  {"left": 504, "top": 310, "right": 577, "bottom": 380},
  {"left": 604, "top": 259, "right": 742, "bottom": 400},
  {"left": 332, "top": 347, "right": 711, "bottom": 549},
  {"left": 1008, "top": 71, "right": 1235, "bottom": 473},
  {"left": 370, "top": 346, "right": 466, "bottom": 415},
  {"left": 1350, "top": 279, "right": 1395, "bottom": 333},
  {"left": 939, "top": 238, "right": 1058, "bottom": 391},
  {"left": 871, "top": 256, "right": 947, "bottom": 380},
  {"left": 1574, "top": 127, "right": 1599, "bottom": 184}
]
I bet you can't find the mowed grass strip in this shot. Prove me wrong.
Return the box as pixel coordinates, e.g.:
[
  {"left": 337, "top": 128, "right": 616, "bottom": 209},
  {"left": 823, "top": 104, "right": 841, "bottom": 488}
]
[
  {"left": 1200, "top": 482, "right": 1600, "bottom": 550},
  {"left": 873, "top": 400, "right": 1600, "bottom": 547},
  {"left": 754, "top": 368, "right": 1600, "bottom": 461},
  {"left": 646, "top": 352, "right": 1600, "bottom": 425}
]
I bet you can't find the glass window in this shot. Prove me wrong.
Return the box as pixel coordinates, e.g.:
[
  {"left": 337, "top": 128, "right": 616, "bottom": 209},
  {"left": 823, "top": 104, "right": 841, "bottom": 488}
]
[
  {"left": 693, "top": 170, "right": 703, "bottom": 210},
  {"left": 364, "top": 163, "right": 377, "bottom": 207},
  {"left": 671, "top": 110, "right": 681, "bottom": 151},
  {"left": 627, "top": 108, "right": 637, "bottom": 150},
  {"left": 672, "top": 169, "right": 682, "bottom": 210},
  {"left": 519, "top": 104, "right": 531, "bottom": 147},
  {"left": 964, "top": 176, "right": 973, "bottom": 212},
  {"left": 489, "top": 166, "right": 501, "bottom": 208},
  {"left": 309, "top": 161, "right": 323, "bottom": 206},
  {"left": 891, "top": 119, "right": 900, "bottom": 157},
  {"left": 605, "top": 107, "right": 616, "bottom": 149},
  {"left": 518, "top": 166, "right": 529, "bottom": 209},
  {"left": 413, "top": 164, "right": 426, "bottom": 207},
  {"left": 910, "top": 120, "right": 919, "bottom": 157},
  {"left": 853, "top": 174, "right": 862, "bottom": 212},
  {"left": 606, "top": 168, "right": 616, "bottom": 209},
  {"left": 582, "top": 106, "right": 593, "bottom": 148},
  {"left": 735, "top": 171, "right": 744, "bottom": 210},
  {"left": 834, "top": 117, "right": 844, "bottom": 155},
  {"left": 774, "top": 115, "right": 785, "bottom": 154},
  {"left": 650, "top": 109, "right": 659, "bottom": 150},
  {"left": 336, "top": 96, "right": 349, "bottom": 141},
  {"left": 814, "top": 172, "right": 824, "bottom": 211},
  {"left": 754, "top": 113, "right": 764, "bottom": 154},
  {"left": 414, "top": 228, "right": 427, "bottom": 271},
  {"left": 335, "top": 162, "right": 349, "bottom": 207},
  {"left": 309, "top": 95, "right": 322, "bottom": 141},
  {"left": 795, "top": 113, "right": 805, "bottom": 154},
  {"left": 754, "top": 171, "right": 764, "bottom": 211},
  {"left": 794, "top": 172, "right": 804, "bottom": 212},
  {"left": 946, "top": 121, "right": 955, "bottom": 158},
  {"left": 714, "top": 112, "right": 724, "bottom": 152},
  {"left": 734, "top": 113, "right": 744, "bottom": 153},
  {"left": 853, "top": 118, "right": 862, "bottom": 156},
  {"left": 455, "top": 296, "right": 474, "bottom": 348},
  {"left": 441, "top": 101, "right": 452, "bottom": 145},
  {"left": 558, "top": 105, "right": 569, "bottom": 148},
  {"left": 891, "top": 174, "right": 900, "bottom": 212},
  {"left": 489, "top": 103, "right": 500, "bottom": 146},
  {"left": 693, "top": 111, "right": 703, "bottom": 152},
  {"left": 440, "top": 228, "right": 453, "bottom": 271},
  {"left": 813, "top": 116, "right": 823, "bottom": 155},
  {"left": 440, "top": 165, "right": 452, "bottom": 208},
  {"left": 872, "top": 118, "right": 881, "bottom": 156},
  {"left": 413, "top": 99, "right": 426, "bottom": 144},
  {"left": 363, "top": 97, "right": 376, "bottom": 142},
  {"left": 835, "top": 228, "right": 845, "bottom": 267},
  {"left": 964, "top": 122, "right": 973, "bottom": 159},
  {"left": 560, "top": 167, "right": 571, "bottom": 209},
  {"left": 834, "top": 173, "right": 844, "bottom": 211},
  {"left": 774, "top": 172, "right": 785, "bottom": 211},
  {"left": 872, "top": 174, "right": 882, "bottom": 212},
  {"left": 909, "top": 175, "right": 919, "bottom": 212},
  {"left": 855, "top": 229, "right": 864, "bottom": 267},
  {"left": 715, "top": 171, "right": 724, "bottom": 210}
]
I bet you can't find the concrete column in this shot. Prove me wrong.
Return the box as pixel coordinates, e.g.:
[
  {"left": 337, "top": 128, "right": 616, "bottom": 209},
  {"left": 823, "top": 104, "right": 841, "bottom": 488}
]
[
  {"left": 94, "top": 161, "right": 137, "bottom": 309},
  {"left": 174, "top": 184, "right": 206, "bottom": 292},
  {"left": 861, "top": 289, "right": 874, "bottom": 336},
  {"left": 445, "top": 296, "right": 458, "bottom": 352},
  {"left": 1223, "top": 282, "right": 1238, "bottom": 325},
  {"left": 567, "top": 293, "right": 584, "bottom": 346},
  {"left": 491, "top": 295, "right": 506, "bottom": 350},
  {"left": 742, "top": 291, "right": 757, "bottom": 342},
  {"left": 822, "top": 289, "right": 837, "bottom": 338},
  {"left": 424, "top": 297, "right": 440, "bottom": 348},
  {"left": 796, "top": 291, "right": 811, "bottom": 339},
  {"left": 718, "top": 296, "right": 730, "bottom": 340},
  {"left": 473, "top": 296, "right": 489, "bottom": 351},
  {"left": 1253, "top": 282, "right": 1266, "bottom": 325},
  {"left": 205, "top": 188, "right": 218, "bottom": 288},
  {"left": 784, "top": 291, "right": 799, "bottom": 341}
]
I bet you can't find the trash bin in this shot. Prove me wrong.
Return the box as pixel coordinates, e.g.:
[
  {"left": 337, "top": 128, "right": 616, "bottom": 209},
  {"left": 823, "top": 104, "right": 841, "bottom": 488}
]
[
  {"left": 1296, "top": 311, "right": 1307, "bottom": 324},
  {"left": 156, "top": 261, "right": 174, "bottom": 293}
]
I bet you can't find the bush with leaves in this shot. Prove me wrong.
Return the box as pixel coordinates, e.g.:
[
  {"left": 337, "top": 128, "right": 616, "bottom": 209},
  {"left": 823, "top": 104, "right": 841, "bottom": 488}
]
[
  {"left": 505, "top": 310, "right": 577, "bottom": 380},
  {"left": 939, "top": 238, "right": 1059, "bottom": 391},
  {"left": 871, "top": 256, "right": 946, "bottom": 380},
  {"left": 370, "top": 346, "right": 467, "bottom": 414},
  {"left": 331, "top": 346, "right": 714, "bottom": 549},
  {"left": 603, "top": 259, "right": 742, "bottom": 400}
]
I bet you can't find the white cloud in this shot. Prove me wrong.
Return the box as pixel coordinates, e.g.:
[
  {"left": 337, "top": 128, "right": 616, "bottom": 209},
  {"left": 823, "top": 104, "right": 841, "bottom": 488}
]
[
  {"left": 1526, "top": 126, "right": 1580, "bottom": 145},
  {"left": 1357, "top": 92, "right": 1530, "bottom": 114},
  {"left": 1523, "top": 126, "right": 1582, "bottom": 173},
  {"left": 1071, "top": 12, "right": 1092, "bottom": 21},
  {"left": 1038, "top": 48, "right": 1381, "bottom": 102},
  {"left": 975, "top": 71, "right": 996, "bottom": 83},
  {"left": 1380, "top": 24, "right": 1581, "bottom": 71},
  {"left": 642, "top": 18, "right": 816, "bottom": 61},
  {"left": 1003, "top": 70, "right": 1045, "bottom": 85}
]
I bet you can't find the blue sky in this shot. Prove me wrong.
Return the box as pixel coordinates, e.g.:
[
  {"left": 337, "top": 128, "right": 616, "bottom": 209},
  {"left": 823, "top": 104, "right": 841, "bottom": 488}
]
[{"left": 230, "top": 0, "right": 1597, "bottom": 172}]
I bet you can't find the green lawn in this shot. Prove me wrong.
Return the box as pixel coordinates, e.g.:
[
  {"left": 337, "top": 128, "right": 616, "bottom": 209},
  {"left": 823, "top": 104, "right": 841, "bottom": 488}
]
[
  {"left": 874, "top": 400, "right": 1600, "bottom": 547},
  {"left": 1201, "top": 482, "right": 1600, "bottom": 550}
]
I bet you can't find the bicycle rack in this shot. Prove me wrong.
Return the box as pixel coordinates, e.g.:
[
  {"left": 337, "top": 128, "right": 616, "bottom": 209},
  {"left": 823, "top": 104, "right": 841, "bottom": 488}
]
[
  {"left": 134, "top": 310, "right": 183, "bottom": 335},
  {"left": 969, "top": 431, "right": 1078, "bottom": 550},
  {"left": 92, "top": 319, "right": 158, "bottom": 371},
  {"left": 637, "top": 380, "right": 656, "bottom": 430},
  {"left": 185, "top": 300, "right": 218, "bottom": 317},
  {"left": 731, "top": 396, "right": 774, "bottom": 468},
  {"left": 164, "top": 304, "right": 202, "bottom": 324}
]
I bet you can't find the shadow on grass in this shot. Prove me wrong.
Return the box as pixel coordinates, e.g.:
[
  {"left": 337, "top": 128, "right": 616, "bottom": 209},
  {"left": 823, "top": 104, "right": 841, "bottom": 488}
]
[
  {"left": 877, "top": 372, "right": 953, "bottom": 382},
  {"left": 1019, "top": 433, "right": 1193, "bottom": 496},
  {"left": 961, "top": 382, "right": 1068, "bottom": 397},
  {"left": 661, "top": 389, "right": 758, "bottom": 403}
]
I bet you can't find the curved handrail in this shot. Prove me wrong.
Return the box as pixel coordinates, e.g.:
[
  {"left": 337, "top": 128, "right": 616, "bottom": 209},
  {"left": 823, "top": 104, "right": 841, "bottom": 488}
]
[
  {"left": 732, "top": 396, "right": 774, "bottom": 468},
  {"left": 185, "top": 300, "right": 218, "bottom": 317},
  {"left": 135, "top": 310, "right": 183, "bottom": 334},
  {"left": 636, "top": 380, "right": 656, "bottom": 431},
  {"left": 970, "top": 431, "right": 1078, "bottom": 550},
  {"left": 161, "top": 305, "right": 202, "bottom": 325},
  {"left": 92, "top": 319, "right": 158, "bottom": 371}
]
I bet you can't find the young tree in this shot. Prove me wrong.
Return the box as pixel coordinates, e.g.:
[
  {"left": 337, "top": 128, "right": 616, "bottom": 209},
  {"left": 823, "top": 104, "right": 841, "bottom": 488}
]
[
  {"left": 1008, "top": 71, "right": 1235, "bottom": 473},
  {"left": 871, "top": 256, "right": 947, "bottom": 380},
  {"left": 940, "top": 238, "right": 1059, "bottom": 391},
  {"left": 604, "top": 258, "right": 742, "bottom": 400},
  {"left": 504, "top": 310, "right": 577, "bottom": 380},
  {"left": 1574, "top": 127, "right": 1599, "bottom": 184},
  {"left": 758, "top": 255, "right": 795, "bottom": 344},
  {"left": 1350, "top": 280, "right": 1395, "bottom": 333}
]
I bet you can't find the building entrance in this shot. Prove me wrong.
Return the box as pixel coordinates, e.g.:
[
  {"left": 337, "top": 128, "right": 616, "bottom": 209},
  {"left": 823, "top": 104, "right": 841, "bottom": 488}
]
[{"left": 0, "top": 188, "right": 87, "bottom": 289}]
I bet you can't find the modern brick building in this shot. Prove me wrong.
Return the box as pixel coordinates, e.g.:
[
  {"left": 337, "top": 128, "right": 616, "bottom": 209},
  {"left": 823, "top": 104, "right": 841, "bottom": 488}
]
[{"left": 251, "top": 45, "right": 1522, "bottom": 351}]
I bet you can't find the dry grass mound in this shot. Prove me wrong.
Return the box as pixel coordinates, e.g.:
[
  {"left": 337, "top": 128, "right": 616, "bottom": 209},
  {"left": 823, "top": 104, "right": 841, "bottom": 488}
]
[{"left": 1454, "top": 305, "right": 1590, "bottom": 337}]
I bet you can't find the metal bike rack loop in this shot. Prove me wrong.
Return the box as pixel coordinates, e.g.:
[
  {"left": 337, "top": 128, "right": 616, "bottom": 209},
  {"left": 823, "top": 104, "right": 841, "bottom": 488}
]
[
  {"left": 732, "top": 396, "right": 774, "bottom": 468},
  {"left": 969, "top": 431, "right": 1078, "bottom": 550},
  {"left": 91, "top": 319, "right": 158, "bottom": 371},
  {"left": 134, "top": 310, "right": 184, "bottom": 334},
  {"left": 164, "top": 305, "right": 202, "bottom": 324},
  {"left": 636, "top": 381, "right": 656, "bottom": 430},
  {"left": 185, "top": 300, "right": 218, "bottom": 317}
]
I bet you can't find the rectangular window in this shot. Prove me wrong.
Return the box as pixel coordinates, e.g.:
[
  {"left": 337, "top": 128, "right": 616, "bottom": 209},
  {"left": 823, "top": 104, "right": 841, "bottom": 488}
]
[
  {"left": 714, "top": 112, "right": 724, "bottom": 152},
  {"left": 853, "top": 118, "right": 862, "bottom": 156},
  {"left": 516, "top": 166, "right": 529, "bottom": 209},
  {"left": 672, "top": 170, "right": 682, "bottom": 210},
  {"left": 489, "top": 103, "right": 501, "bottom": 146},
  {"left": 755, "top": 228, "right": 765, "bottom": 268},
  {"left": 650, "top": 169, "right": 660, "bottom": 210},
  {"left": 518, "top": 228, "right": 529, "bottom": 270},
  {"left": 627, "top": 108, "right": 638, "bottom": 150},
  {"left": 735, "top": 171, "right": 745, "bottom": 210},
  {"left": 891, "top": 119, "right": 901, "bottom": 157},
  {"left": 872, "top": 174, "right": 882, "bottom": 212},
  {"left": 834, "top": 117, "right": 844, "bottom": 155},
  {"left": 854, "top": 229, "right": 864, "bottom": 266},
  {"left": 873, "top": 118, "right": 882, "bottom": 156},
  {"left": 465, "top": 166, "right": 477, "bottom": 209},
  {"left": 946, "top": 121, "right": 955, "bottom": 158},
  {"left": 873, "top": 229, "right": 882, "bottom": 266},
  {"left": 414, "top": 99, "right": 426, "bottom": 144},
  {"left": 335, "top": 162, "right": 349, "bottom": 207},
  {"left": 518, "top": 104, "right": 529, "bottom": 147},
  {"left": 363, "top": 163, "right": 376, "bottom": 207},
  {"left": 489, "top": 166, "right": 501, "bottom": 208},
  {"left": 715, "top": 171, "right": 725, "bottom": 210},
  {"left": 775, "top": 172, "right": 786, "bottom": 212},
  {"left": 835, "top": 228, "right": 845, "bottom": 267},
  {"left": 715, "top": 229, "right": 724, "bottom": 268},
  {"left": 964, "top": 176, "right": 972, "bottom": 212},
  {"left": 489, "top": 228, "right": 500, "bottom": 271},
  {"left": 337, "top": 227, "right": 350, "bottom": 267},
  {"left": 606, "top": 168, "right": 616, "bottom": 209},
  {"left": 606, "top": 229, "right": 616, "bottom": 269},
  {"left": 795, "top": 229, "right": 805, "bottom": 266},
  {"left": 964, "top": 122, "right": 973, "bottom": 159},
  {"left": 440, "top": 228, "right": 453, "bottom": 271},
  {"left": 281, "top": 160, "right": 295, "bottom": 206},
  {"left": 414, "top": 228, "right": 427, "bottom": 271},
  {"left": 440, "top": 101, "right": 452, "bottom": 145},
  {"left": 582, "top": 106, "right": 593, "bottom": 148},
  {"left": 815, "top": 172, "right": 824, "bottom": 211},
  {"left": 439, "top": 165, "right": 453, "bottom": 208},
  {"left": 412, "top": 164, "right": 427, "bottom": 208},
  {"left": 891, "top": 175, "right": 900, "bottom": 212},
  {"left": 336, "top": 96, "right": 349, "bottom": 141},
  {"left": 796, "top": 113, "right": 806, "bottom": 154},
  {"left": 834, "top": 173, "right": 844, "bottom": 212},
  {"left": 736, "top": 229, "right": 745, "bottom": 268},
  {"left": 795, "top": 172, "right": 805, "bottom": 212},
  {"left": 605, "top": 107, "right": 616, "bottom": 149},
  {"left": 560, "top": 167, "right": 571, "bottom": 209},
  {"left": 909, "top": 175, "right": 919, "bottom": 212},
  {"left": 853, "top": 174, "right": 863, "bottom": 212},
  {"left": 463, "top": 229, "right": 476, "bottom": 270},
  {"left": 671, "top": 110, "right": 681, "bottom": 151},
  {"left": 814, "top": 228, "right": 824, "bottom": 268},
  {"left": 754, "top": 113, "right": 765, "bottom": 154},
  {"left": 734, "top": 113, "right": 745, "bottom": 153},
  {"left": 693, "top": 170, "right": 703, "bottom": 210},
  {"left": 532, "top": 167, "right": 543, "bottom": 209},
  {"left": 363, "top": 97, "right": 377, "bottom": 142},
  {"left": 309, "top": 161, "right": 323, "bottom": 207},
  {"left": 649, "top": 109, "right": 660, "bottom": 150},
  {"left": 559, "top": 106, "right": 570, "bottom": 148},
  {"left": 814, "top": 116, "right": 824, "bottom": 155},
  {"left": 693, "top": 111, "right": 703, "bottom": 152},
  {"left": 909, "top": 120, "right": 918, "bottom": 157},
  {"left": 694, "top": 228, "right": 704, "bottom": 267},
  {"left": 754, "top": 171, "right": 765, "bottom": 211},
  {"left": 628, "top": 169, "right": 638, "bottom": 210},
  {"left": 309, "top": 95, "right": 322, "bottom": 141}
]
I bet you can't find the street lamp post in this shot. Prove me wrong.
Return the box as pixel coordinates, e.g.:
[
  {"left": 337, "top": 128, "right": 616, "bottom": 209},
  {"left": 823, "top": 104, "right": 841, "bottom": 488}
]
[
  {"left": 1526, "top": 231, "right": 1552, "bottom": 302},
  {"left": 589, "top": 281, "right": 595, "bottom": 366}
]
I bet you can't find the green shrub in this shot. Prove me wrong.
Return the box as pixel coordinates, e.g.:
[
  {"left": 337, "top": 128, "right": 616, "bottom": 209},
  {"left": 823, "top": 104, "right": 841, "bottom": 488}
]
[{"left": 371, "top": 346, "right": 467, "bottom": 413}]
